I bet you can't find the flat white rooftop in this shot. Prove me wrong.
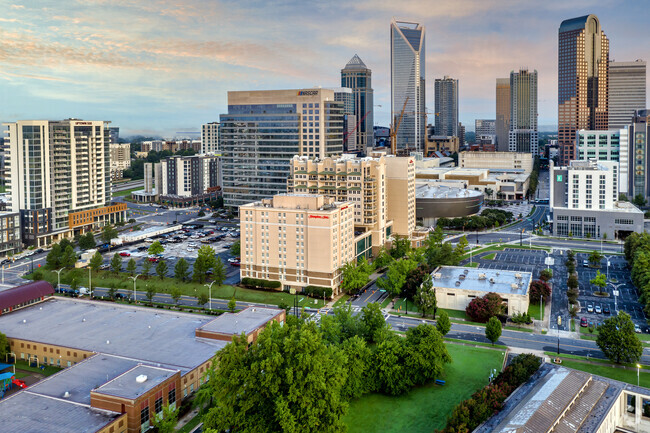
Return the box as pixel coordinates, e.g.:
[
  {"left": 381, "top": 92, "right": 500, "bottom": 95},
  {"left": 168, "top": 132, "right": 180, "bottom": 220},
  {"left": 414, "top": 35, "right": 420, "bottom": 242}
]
[{"left": 432, "top": 266, "right": 532, "bottom": 296}]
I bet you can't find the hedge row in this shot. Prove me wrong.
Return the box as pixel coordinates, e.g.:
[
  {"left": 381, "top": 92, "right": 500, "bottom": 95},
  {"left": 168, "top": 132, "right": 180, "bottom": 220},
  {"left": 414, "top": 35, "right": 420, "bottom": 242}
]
[
  {"left": 303, "top": 285, "right": 333, "bottom": 299},
  {"left": 240, "top": 277, "right": 281, "bottom": 290}
]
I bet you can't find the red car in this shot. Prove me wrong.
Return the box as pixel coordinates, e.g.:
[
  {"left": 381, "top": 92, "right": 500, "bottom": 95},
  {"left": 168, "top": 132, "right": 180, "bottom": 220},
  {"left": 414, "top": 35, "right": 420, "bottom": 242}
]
[
  {"left": 119, "top": 252, "right": 131, "bottom": 257},
  {"left": 580, "top": 317, "right": 588, "bottom": 327},
  {"left": 147, "top": 257, "right": 159, "bottom": 263}
]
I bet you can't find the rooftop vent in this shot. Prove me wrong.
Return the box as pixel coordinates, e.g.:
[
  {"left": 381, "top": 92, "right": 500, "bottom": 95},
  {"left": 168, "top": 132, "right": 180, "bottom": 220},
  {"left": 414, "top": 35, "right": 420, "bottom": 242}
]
[
  {"left": 62, "top": 391, "right": 70, "bottom": 398},
  {"left": 459, "top": 274, "right": 466, "bottom": 280},
  {"left": 433, "top": 273, "right": 442, "bottom": 279},
  {"left": 106, "top": 340, "right": 110, "bottom": 345},
  {"left": 136, "top": 375, "right": 148, "bottom": 384},
  {"left": 455, "top": 281, "right": 461, "bottom": 286},
  {"left": 22, "top": 320, "right": 26, "bottom": 324},
  {"left": 463, "top": 269, "right": 469, "bottom": 275},
  {"left": 489, "top": 277, "right": 495, "bottom": 284},
  {"left": 511, "top": 283, "right": 519, "bottom": 289},
  {"left": 515, "top": 273, "right": 522, "bottom": 279},
  {"left": 478, "top": 273, "right": 486, "bottom": 280}
]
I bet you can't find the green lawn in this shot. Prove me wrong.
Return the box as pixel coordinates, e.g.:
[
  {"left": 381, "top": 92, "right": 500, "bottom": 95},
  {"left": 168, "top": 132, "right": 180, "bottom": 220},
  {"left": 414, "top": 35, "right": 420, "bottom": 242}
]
[
  {"left": 30, "top": 269, "right": 325, "bottom": 308},
  {"left": 14, "top": 360, "right": 62, "bottom": 376},
  {"left": 177, "top": 414, "right": 203, "bottom": 433},
  {"left": 393, "top": 298, "right": 419, "bottom": 314},
  {"left": 483, "top": 253, "right": 496, "bottom": 260},
  {"left": 504, "top": 325, "right": 533, "bottom": 333},
  {"left": 112, "top": 187, "right": 142, "bottom": 197},
  {"left": 465, "top": 262, "right": 479, "bottom": 267},
  {"left": 380, "top": 297, "right": 392, "bottom": 309},
  {"left": 527, "top": 302, "right": 543, "bottom": 321},
  {"left": 438, "top": 308, "right": 469, "bottom": 320},
  {"left": 343, "top": 343, "right": 505, "bottom": 433},
  {"left": 559, "top": 359, "right": 650, "bottom": 387},
  {"left": 332, "top": 294, "right": 351, "bottom": 308}
]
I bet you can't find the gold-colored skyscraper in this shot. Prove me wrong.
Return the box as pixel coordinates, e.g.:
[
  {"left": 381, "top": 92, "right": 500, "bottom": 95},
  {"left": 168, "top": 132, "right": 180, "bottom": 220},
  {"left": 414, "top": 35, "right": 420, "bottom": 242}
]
[
  {"left": 558, "top": 14, "right": 609, "bottom": 165},
  {"left": 496, "top": 78, "right": 511, "bottom": 152}
]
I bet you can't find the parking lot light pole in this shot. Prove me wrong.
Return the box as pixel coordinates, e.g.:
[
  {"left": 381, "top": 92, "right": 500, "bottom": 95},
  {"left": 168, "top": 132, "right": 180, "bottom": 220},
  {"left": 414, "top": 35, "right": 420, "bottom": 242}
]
[
  {"left": 638, "top": 364, "right": 641, "bottom": 386},
  {"left": 204, "top": 281, "right": 215, "bottom": 311},
  {"left": 55, "top": 268, "right": 65, "bottom": 290},
  {"left": 129, "top": 274, "right": 141, "bottom": 303}
]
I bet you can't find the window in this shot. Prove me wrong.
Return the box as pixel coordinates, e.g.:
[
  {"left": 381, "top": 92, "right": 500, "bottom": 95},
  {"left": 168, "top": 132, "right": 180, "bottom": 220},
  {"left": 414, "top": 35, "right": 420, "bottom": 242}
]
[
  {"left": 628, "top": 394, "right": 636, "bottom": 414},
  {"left": 141, "top": 405, "right": 150, "bottom": 426},
  {"left": 155, "top": 397, "right": 163, "bottom": 415},
  {"left": 168, "top": 388, "right": 176, "bottom": 405}
]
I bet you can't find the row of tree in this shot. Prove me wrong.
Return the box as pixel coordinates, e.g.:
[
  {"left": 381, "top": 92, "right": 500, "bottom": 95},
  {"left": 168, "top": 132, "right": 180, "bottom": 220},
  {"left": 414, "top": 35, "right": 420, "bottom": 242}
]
[
  {"left": 199, "top": 304, "right": 452, "bottom": 432},
  {"left": 437, "top": 209, "right": 514, "bottom": 231},
  {"left": 626, "top": 232, "right": 650, "bottom": 317}
]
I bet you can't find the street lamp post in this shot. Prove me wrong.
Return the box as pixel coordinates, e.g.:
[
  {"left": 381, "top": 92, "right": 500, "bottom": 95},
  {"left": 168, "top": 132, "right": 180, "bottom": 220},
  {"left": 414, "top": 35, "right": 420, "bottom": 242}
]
[
  {"left": 557, "top": 315, "right": 561, "bottom": 355},
  {"left": 204, "top": 281, "right": 215, "bottom": 311},
  {"left": 55, "top": 268, "right": 65, "bottom": 291},
  {"left": 129, "top": 274, "right": 141, "bottom": 302},
  {"left": 638, "top": 364, "right": 641, "bottom": 386},
  {"left": 88, "top": 266, "right": 92, "bottom": 298}
]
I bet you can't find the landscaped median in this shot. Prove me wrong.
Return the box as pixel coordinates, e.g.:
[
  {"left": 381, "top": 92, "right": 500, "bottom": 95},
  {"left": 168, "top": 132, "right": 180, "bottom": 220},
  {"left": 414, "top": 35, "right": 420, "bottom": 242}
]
[{"left": 544, "top": 352, "right": 650, "bottom": 387}]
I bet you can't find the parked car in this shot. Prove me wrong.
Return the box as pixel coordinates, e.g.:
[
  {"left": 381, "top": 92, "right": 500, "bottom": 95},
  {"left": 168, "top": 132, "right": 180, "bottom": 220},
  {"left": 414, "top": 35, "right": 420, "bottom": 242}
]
[
  {"left": 580, "top": 317, "right": 588, "bottom": 327},
  {"left": 99, "top": 264, "right": 110, "bottom": 270},
  {"left": 595, "top": 305, "right": 602, "bottom": 314},
  {"left": 147, "top": 257, "right": 160, "bottom": 263},
  {"left": 635, "top": 324, "right": 642, "bottom": 333},
  {"left": 587, "top": 304, "right": 594, "bottom": 313},
  {"left": 0, "top": 259, "right": 10, "bottom": 265},
  {"left": 583, "top": 260, "right": 589, "bottom": 267},
  {"left": 119, "top": 251, "right": 131, "bottom": 257},
  {"left": 137, "top": 246, "right": 148, "bottom": 251},
  {"left": 603, "top": 305, "right": 611, "bottom": 315}
]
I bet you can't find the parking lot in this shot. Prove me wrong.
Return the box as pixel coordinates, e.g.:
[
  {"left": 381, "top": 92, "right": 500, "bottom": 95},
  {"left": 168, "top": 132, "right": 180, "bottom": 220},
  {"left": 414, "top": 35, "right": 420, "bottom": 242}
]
[
  {"left": 102, "top": 223, "right": 242, "bottom": 285},
  {"left": 473, "top": 249, "right": 549, "bottom": 275}
]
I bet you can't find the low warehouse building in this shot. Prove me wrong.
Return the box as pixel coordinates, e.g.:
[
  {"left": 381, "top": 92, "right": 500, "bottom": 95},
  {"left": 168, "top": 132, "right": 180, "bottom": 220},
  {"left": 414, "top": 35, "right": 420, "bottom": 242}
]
[
  {"left": 431, "top": 266, "right": 532, "bottom": 316},
  {"left": 0, "top": 281, "right": 54, "bottom": 315}
]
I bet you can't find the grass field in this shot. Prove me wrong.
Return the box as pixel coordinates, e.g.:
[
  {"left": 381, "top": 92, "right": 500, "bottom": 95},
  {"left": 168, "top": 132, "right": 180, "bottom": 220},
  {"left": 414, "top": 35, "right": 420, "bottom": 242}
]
[
  {"left": 393, "top": 298, "right": 419, "bottom": 314},
  {"left": 30, "top": 269, "right": 325, "bottom": 308},
  {"left": 177, "top": 415, "right": 202, "bottom": 433},
  {"left": 343, "top": 343, "right": 505, "bottom": 433},
  {"left": 14, "top": 360, "right": 62, "bottom": 376},
  {"left": 527, "top": 302, "right": 543, "bottom": 321},
  {"left": 559, "top": 359, "right": 650, "bottom": 387},
  {"left": 332, "top": 295, "right": 351, "bottom": 308},
  {"left": 482, "top": 253, "right": 496, "bottom": 260}
]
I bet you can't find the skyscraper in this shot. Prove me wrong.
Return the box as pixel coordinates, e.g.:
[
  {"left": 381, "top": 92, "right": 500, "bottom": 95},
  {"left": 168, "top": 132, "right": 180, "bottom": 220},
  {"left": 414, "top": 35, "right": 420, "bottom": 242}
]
[
  {"left": 341, "top": 55, "right": 373, "bottom": 154},
  {"left": 609, "top": 60, "right": 647, "bottom": 129},
  {"left": 558, "top": 14, "right": 609, "bottom": 165},
  {"left": 333, "top": 87, "right": 358, "bottom": 152},
  {"left": 201, "top": 122, "right": 219, "bottom": 154},
  {"left": 391, "top": 19, "right": 425, "bottom": 151},
  {"left": 434, "top": 76, "right": 458, "bottom": 137},
  {"left": 496, "top": 78, "right": 511, "bottom": 152},
  {"left": 509, "top": 68, "right": 539, "bottom": 155}
]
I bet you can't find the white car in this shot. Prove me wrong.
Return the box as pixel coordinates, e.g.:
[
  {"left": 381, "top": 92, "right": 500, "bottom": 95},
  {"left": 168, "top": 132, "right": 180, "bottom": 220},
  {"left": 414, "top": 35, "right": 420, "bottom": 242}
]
[
  {"left": 635, "top": 324, "right": 642, "bottom": 333},
  {"left": 587, "top": 305, "right": 594, "bottom": 313},
  {"left": 187, "top": 247, "right": 195, "bottom": 252}
]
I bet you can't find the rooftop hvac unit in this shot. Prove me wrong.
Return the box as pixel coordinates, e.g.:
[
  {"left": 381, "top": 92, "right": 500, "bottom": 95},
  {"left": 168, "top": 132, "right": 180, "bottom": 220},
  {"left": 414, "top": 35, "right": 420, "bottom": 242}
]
[
  {"left": 478, "top": 273, "right": 486, "bottom": 280},
  {"left": 463, "top": 269, "right": 469, "bottom": 275},
  {"left": 511, "top": 283, "right": 519, "bottom": 289},
  {"left": 515, "top": 273, "right": 522, "bottom": 279},
  {"left": 433, "top": 273, "right": 442, "bottom": 279},
  {"left": 489, "top": 277, "right": 495, "bottom": 284},
  {"left": 459, "top": 274, "right": 466, "bottom": 280},
  {"left": 455, "top": 281, "right": 461, "bottom": 286}
]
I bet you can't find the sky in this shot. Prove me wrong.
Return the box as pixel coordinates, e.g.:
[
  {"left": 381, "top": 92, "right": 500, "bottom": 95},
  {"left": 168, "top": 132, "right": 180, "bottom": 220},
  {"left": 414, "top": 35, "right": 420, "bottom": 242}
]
[{"left": 0, "top": 0, "right": 648, "bottom": 137}]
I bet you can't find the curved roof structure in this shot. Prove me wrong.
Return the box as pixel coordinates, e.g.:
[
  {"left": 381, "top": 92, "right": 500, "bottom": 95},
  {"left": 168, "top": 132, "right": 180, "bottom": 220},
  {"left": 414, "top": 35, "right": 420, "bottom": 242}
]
[{"left": 0, "top": 281, "right": 53, "bottom": 310}]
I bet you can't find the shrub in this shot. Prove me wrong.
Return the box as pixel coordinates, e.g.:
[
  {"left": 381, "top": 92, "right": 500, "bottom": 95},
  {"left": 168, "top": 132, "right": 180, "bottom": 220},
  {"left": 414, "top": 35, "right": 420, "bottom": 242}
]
[
  {"left": 529, "top": 280, "right": 551, "bottom": 303},
  {"left": 511, "top": 312, "right": 532, "bottom": 324},
  {"left": 240, "top": 277, "right": 281, "bottom": 290},
  {"left": 539, "top": 269, "right": 552, "bottom": 282},
  {"left": 466, "top": 292, "right": 505, "bottom": 323},
  {"left": 303, "top": 285, "right": 333, "bottom": 299}
]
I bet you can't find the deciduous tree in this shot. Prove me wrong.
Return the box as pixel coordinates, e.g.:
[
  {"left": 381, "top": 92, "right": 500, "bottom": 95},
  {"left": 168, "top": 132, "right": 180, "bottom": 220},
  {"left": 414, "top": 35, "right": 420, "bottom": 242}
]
[
  {"left": 89, "top": 251, "right": 103, "bottom": 273},
  {"left": 126, "top": 258, "right": 137, "bottom": 276},
  {"left": 436, "top": 311, "right": 451, "bottom": 336},
  {"left": 148, "top": 240, "right": 165, "bottom": 256},
  {"left": 529, "top": 280, "right": 551, "bottom": 303},
  {"left": 414, "top": 274, "right": 437, "bottom": 318},
  {"left": 596, "top": 312, "right": 643, "bottom": 364},
  {"left": 466, "top": 292, "right": 505, "bottom": 323},
  {"left": 485, "top": 316, "right": 502, "bottom": 345},
  {"left": 156, "top": 260, "right": 168, "bottom": 279},
  {"left": 174, "top": 258, "right": 190, "bottom": 282},
  {"left": 110, "top": 253, "right": 122, "bottom": 274}
]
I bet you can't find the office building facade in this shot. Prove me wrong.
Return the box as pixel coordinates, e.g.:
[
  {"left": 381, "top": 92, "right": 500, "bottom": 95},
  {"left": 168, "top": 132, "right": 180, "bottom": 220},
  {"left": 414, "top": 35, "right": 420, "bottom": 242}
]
[
  {"left": 626, "top": 110, "right": 650, "bottom": 201},
  {"left": 220, "top": 89, "right": 344, "bottom": 209},
  {"left": 558, "top": 14, "right": 609, "bottom": 165},
  {"left": 110, "top": 142, "right": 131, "bottom": 180},
  {"left": 333, "top": 87, "right": 358, "bottom": 153},
  {"left": 609, "top": 60, "right": 647, "bottom": 129},
  {"left": 240, "top": 194, "right": 356, "bottom": 295},
  {"left": 509, "top": 69, "right": 539, "bottom": 154},
  {"left": 475, "top": 119, "right": 496, "bottom": 137},
  {"left": 201, "top": 122, "right": 220, "bottom": 154},
  {"left": 341, "top": 55, "right": 373, "bottom": 154},
  {"left": 434, "top": 77, "right": 459, "bottom": 137},
  {"left": 391, "top": 19, "right": 426, "bottom": 151},
  {"left": 157, "top": 155, "right": 220, "bottom": 206},
  {"left": 4, "top": 119, "right": 126, "bottom": 246},
  {"left": 496, "top": 78, "right": 511, "bottom": 151}
]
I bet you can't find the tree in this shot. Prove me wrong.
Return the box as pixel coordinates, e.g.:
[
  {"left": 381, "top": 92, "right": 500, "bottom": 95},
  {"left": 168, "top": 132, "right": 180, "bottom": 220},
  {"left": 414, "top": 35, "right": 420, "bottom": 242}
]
[
  {"left": 361, "top": 302, "right": 390, "bottom": 343},
  {"left": 567, "top": 274, "right": 579, "bottom": 290},
  {"left": 126, "top": 258, "right": 137, "bottom": 276},
  {"left": 147, "top": 240, "right": 165, "bottom": 256},
  {"left": 62, "top": 245, "right": 77, "bottom": 268},
  {"left": 197, "top": 293, "right": 209, "bottom": 308},
  {"left": 340, "top": 335, "right": 373, "bottom": 400},
  {"left": 170, "top": 287, "right": 182, "bottom": 305},
  {"left": 485, "top": 188, "right": 494, "bottom": 199},
  {"left": 107, "top": 285, "right": 117, "bottom": 301},
  {"left": 414, "top": 274, "right": 437, "bottom": 318},
  {"left": 193, "top": 245, "right": 217, "bottom": 283},
  {"left": 46, "top": 244, "right": 62, "bottom": 269},
  {"left": 373, "top": 336, "right": 411, "bottom": 395},
  {"left": 174, "top": 258, "right": 190, "bottom": 282},
  {"left": 0, "top": 332, "right": 10, "bottom": 362},
  {"left": 156, "top": 260, "right": 168, "bottom": 279},
  {"left": 539, "top": 268, "right": 552, "bottom": 282},
  {"left": 110, "top": 253, "right": 122, "bottom": 274},
  {"left": 436, "top": 311, "right": 451, "bottom": 336},
  {"left": 340, "top": 261, "right": 371, "bottom": 294},
  {"left": 405, "top": 324, "right": 452, "bottom": 385},
  {"left": 466, "top": 292, "right": 505, "bottom": 323},
  {"left": 529, "top": 280, "right": 552, "bottom": 303},
  {"left": 230, "top": 240, "right": 240, "bottom": 256},
  {"left": 485, "top": 316, "right": 502, "bottom": 345},
  {"left": 390, "top": 237, "right": 411, "bottom": 259},
  {"left": 89, "top": 251, "right": 103, "bottom": 273},
  {"left": 454, "top": 235, "right": 469, "bottom": 262},
  {"left": 212, "top": 257, "right": 227, "bottom": 288},
  {"left": 78, "top": 232, "right": 96, "bottom": 250},
  {"left": 101, "top": 224, "right": 118, "bottom": 246},
  {"left": 376, "top": 258, "right": 418, "bottom": 296},
  {"left": 373, "top": 247, "right": 393, "bottom": 269},
  {"left": 201, "top": 321, "right": 348, "bottom": 433},
  {"left": 150, "top": 403, "right": 179, "bottom": 433},
  {"left": 589, "top": 250, "right": 603, "bottom": 267},
  {"left": 146, "top": 286, "right": 156, "bottom": 304},
  {"left": 590, "top": 270, "right": 607, "bottom": 294},
  {"left": 633, "top": 193, "right": 647, "bottom": 207},
  {"left": 141, "top": 259, "right": 152, "bottom": 278},
  {"left": 403, "top": 264, "right": 431, "bottom": 300},
  {"left": 228, "top": 297, "right": 236, "bottom": 313},
  {"left": 596, "top": 312, "right": 643, "bottom": 364}
]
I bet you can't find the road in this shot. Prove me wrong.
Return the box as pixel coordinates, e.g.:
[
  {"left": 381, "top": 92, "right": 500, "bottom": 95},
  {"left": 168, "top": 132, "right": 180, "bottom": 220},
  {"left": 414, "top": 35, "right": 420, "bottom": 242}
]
[{"left": 111, "top": 179, "right": 144, "bottom": 192}]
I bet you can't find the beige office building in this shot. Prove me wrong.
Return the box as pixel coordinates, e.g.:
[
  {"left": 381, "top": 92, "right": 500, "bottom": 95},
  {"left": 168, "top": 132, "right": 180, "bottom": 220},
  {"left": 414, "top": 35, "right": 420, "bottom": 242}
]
[
  {"left": 385, "top": 156, "right": 416, "bottom": 238},
  {"left": 459, "top": 151, "right": 533, "bottom": 173},
  {"left": 240, "top": 194, "right": 360, "bottom": 295},
  {"left": 110, "top": 142, "right": 131, "bottom": 179},
  {"left": 496, "top": 78, "right": 511, "bottom": 151}
]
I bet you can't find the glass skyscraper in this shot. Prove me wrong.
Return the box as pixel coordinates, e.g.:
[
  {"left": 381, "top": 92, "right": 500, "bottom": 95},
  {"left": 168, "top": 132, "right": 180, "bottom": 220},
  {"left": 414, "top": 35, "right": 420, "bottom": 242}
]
[
  {"left": 509, "top": 68, "right": 538, "bottom": 155},
  {"left": 391, "top": 19, "right": 425, "bottom": 151},
  {"left": 341, "top": 55, "right": 373, "bottom": 154},
  {"left": 434, "top": 76, "right": 458, "bottom": 137}
]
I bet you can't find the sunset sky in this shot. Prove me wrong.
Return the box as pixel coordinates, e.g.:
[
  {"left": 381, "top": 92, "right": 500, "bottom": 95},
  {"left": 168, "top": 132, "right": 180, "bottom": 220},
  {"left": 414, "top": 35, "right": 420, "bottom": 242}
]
[{"left": 1, "top": 0, "right": 648, "bottom": 137}]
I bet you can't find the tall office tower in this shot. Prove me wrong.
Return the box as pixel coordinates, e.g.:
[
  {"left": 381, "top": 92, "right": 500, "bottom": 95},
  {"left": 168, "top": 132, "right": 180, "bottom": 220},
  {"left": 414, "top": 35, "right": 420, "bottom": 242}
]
[
  {"left": 496, "top": 78, "right": 511, "bottom": 151},
  {"left": 220, "top": 89, "right": 344, "bottom": 208},
  {"left": 434, "top": 76, "right": 459, "bottom": 137},
  {"left": 626, "top": 110, "right": 650, "bottom": 201},
  {"left": 391, "top": 19, "right": 426, "bottom": 151},
  {"left": 201, "top": 122, "right": 219, "bottom": 154},
  {"left": 458, "top": 122, "right": 466, "bottom": 146},
  {"left": 4, "top": 119, "right": 126, "bottom": 246},
  {"left": 609, "top": 60, "right": 647, "bottom": 129},
  {"left": 108, "top": 127, "right": 119, "bottom": 144},
  {"left": 475, "top": 119, "right": 496, "bottom": 137},
  {"left": 558, "top": 14, "right": 609, "bottom": 165},
  {"left": 509, "top": 68, "right": 539, "bottom": 154},
  {"left": 333, "top": 88, "right": 358, "bottom": 152},
  {"left": 341, "top": 55, "right": 373, "bottom": 154}
]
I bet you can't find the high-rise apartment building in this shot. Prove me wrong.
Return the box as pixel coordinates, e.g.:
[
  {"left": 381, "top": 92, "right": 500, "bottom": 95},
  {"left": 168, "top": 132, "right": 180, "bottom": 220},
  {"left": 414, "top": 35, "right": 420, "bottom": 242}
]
[
  {"left": 434, "top": 77, "right": 458, "bottom": 137},
  {"left": 4, "top": 119, "right": 126, "bottom": 246},
  {"left": 558, "top": 14, "right": 609, "bottom": 165},
  {"left": 475, "top": 119, "right": 496, "bottom": 137},
  {"left": 157, "top": 154, "right": 220, "bottom": 207},
  {"left": 333, "top": 88, "right": 358, "bottom": 153},
  {"left": 110, "top": 142, "right": 131, "bottom": 180},
  {"left": 201, "top": 122, "right": 219, "bottom": 154},
  {"left": 220, "top": 89, "right": 344, "bottom": 208},
  {"left": 240, "top": 194, "right": 356, "bottom": 295},
  {"left": 341, "top": 55, "right": 373, "bottom": 154},
  {"left": 496, "top": 78, "right": 511, "bottom": 152},
  {"left": 391, "top": 19, "right": 426, "bottom": 151},
  {"left": 609, "top": 60, "right": 646, "bottom": 129},
  {"left": 509, "top": 69, "right": 539, "bottom": 155},
  {"left": 385, "top": 156, "right": 416, "bottom": 237}
]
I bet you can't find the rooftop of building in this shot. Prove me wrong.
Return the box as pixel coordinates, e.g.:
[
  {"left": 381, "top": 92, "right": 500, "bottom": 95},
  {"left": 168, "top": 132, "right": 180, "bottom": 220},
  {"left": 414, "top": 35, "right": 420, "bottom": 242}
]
[
  {"left": 243, "top": 194, "right": 351, "bottom": 212},
  {"left": 416, "top": 166, "right": 530, "bottom": 183},
  {"left": 0, "top": 391, "right": 121, "bottom": 433},
  {"left": 343, "top": 54, "right": 368, "bottom": 70},
  {"left": 0, "top": 298, "right": 227, "bottom": 371},
  {"left": 553, "top": 201, "right": 644, "bottom": 215},
  {"left": 415, "top": 183, "right": 483, "bottom": 200},
  {"left": 118, "top": 224, "right": 181, "bottom": 239},
  {"left": 431, "top": 266, "right": 532, "bottom": 296},
  {"left": 94, "top": 364, "right": 177, "bottom": 400},
  {"left": 198, "top": 307, "right": 283, "bottom": 336},
  {"left": 559, "top": 14, "right": 595, "bottom": 33}
]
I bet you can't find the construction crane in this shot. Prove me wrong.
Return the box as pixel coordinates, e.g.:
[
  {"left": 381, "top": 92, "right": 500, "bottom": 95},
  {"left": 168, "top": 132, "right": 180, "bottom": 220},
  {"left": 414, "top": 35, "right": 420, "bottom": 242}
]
[
  {"left": 343, "top": 110, "right": 371, "bottom": 149},
  {"left": 390, "top": 97, "right": 409, "bottom": 155}
]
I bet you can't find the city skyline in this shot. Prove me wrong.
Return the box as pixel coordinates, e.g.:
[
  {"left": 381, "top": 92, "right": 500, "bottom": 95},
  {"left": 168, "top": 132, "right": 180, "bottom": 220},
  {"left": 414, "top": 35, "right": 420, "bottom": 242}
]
[{"left": 0, "top": 1, "right": 649, "bottom": 136}]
